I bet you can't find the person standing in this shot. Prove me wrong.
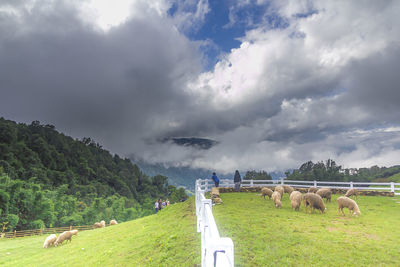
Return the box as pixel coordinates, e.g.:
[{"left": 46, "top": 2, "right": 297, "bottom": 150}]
[
  {"left": 234, "top": 170, "right": 241, "bottom": 192},
  {"left": 166, "top": 198, "right": 170, "bottom": 206},
  {"left": 155, "top": 200, "right": 159, "bottom": 214},
  {"left": 211, "top": 172, "right": 220, "bottom": 187}
]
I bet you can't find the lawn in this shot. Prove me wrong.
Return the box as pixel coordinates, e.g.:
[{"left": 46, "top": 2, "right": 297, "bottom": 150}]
[
  {"left": 212, "top": 192, "right": 400, "bottom": 267},
  {"left": 0, "top": 199, "right": 200, "bottom": 267}
]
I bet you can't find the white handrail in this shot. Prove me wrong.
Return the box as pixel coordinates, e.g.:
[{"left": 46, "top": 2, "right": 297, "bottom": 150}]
[
  {"left": 195, "top": 179, "right": 234, "bottom": 267},
  {"left": 238, "top": 179, "right": 400, "bottom": 194}
]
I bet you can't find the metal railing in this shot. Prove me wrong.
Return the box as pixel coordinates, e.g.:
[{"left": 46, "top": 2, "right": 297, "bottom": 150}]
[{"left": 195, "top": 179, "right": 234, "bottom": 267}]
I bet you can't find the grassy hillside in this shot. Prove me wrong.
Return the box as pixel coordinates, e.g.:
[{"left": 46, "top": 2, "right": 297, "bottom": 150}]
[
  {"left": 212, "top": 193, "right": 400, "bottom": 266},
  {"left": 0, "top": 199, "right": 200, "bottom": 266}
]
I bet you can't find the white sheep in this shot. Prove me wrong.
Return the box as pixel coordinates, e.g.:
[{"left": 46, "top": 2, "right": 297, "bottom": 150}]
[
  {"left": 100, "top": 220, "right": 106, "bottom": 228},
  {"left": 261, "top": 187, "right": 273, "bottom": 199},
  {"left": 110, "top": 220, "right": 118, "bottom": 225},
  {"left": 43, "top": 234, "right": 57, "bottom": 248},
  {"left": 337, "top": 196, "right": 361, "bottom": 216},
  {"left": 316, "top": 188, "right": 332, "bottom": 202},
  {"left": 274, "top": 186, "right": 284, "bottom": 197},
  {"left": 345, "top": 188, "right": 358, "bottom": 199},
  {"left": 283, "top": 185, "right": 294, "bottom": 195},
  {"left": 271, "top": 191, "right": 282, "bottom": 208},
  {"left": 93, "top": 222, "right": 102, "bottom": 229},
  {"left": 70, "top": 229, "right": 78, "bottom": 235},
  {"left": 54, "top": 231, "right": 73, "bottom": 246},
  {"left": 303, "top": 193, "right": 326, "bottom": 214},
  {"left": 308, "top": 187, "right": 318, "bottom": 193},
  {"left": 289, "top": 191, "right": 302, "bottom": 211}
]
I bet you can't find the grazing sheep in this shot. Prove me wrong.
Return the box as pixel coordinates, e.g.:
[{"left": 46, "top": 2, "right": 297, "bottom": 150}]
[
  {"left": 54, "top": 231, "right": 73, "bottom": 246},
  {"left": 283, "top": 185, "right": 294, "bottom": 195},
  {"left": 43, "top": 234, "right": 57, "bottom": 248},
  {"left": 337, "top": 196, "right": 361, "bottom": 216},
  {"left": 212, "top": 197, "right": 223, "bottom": 204},
  {"left": 289, "top": 191, "right": 302, "bottom": 211},
  {"left": 345, "top": 188, "right": 358, "bottom": 199},
  {"left": 70, "top": 229, "right": 78, "bottom": 236},
  {"left": 110, "top": 220, "right": 118, "bottom": 225},
  {"left": 271, "top": 191, "right": 282, "bottom": 208},
  {"left": 93, "top": 222, "right": 102, "bottom": 229},
  {"left": 100, "top": 220, "right": 106, "bottom": 228},
  {"left": 308, "top": 187, "right": 318, "bottom": 193},
  {"left": 261, "top": 187, "right": 273, "bottom": 199},
  {"left": 274, "top": 186, "right": 284, "bottom": 197},
  {"left": 211, "top": 187, "right": 220, "bottom": 198},
  {"left": 316, "top": 188, "right": 332, "bottom": 202},
  {"left": 303, "top": 193, "right": 326, "bottom": 214}
]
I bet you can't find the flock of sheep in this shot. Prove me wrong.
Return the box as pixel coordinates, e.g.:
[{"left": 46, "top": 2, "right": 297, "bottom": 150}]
[
  {"left": 261, "top": 186, "right": 361, "bottom": 216},
  {"left": 42, "top": 219, "right": 118, "bottom": 249}
]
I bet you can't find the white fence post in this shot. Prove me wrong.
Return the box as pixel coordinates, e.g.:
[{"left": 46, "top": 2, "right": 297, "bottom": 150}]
[
  {"left": 205, "top": 179, "right": 209, "bottom": 192},
  {"left": 195, "top": 179, "right": 234, "bottom": 267},
  {"left": 391, "top": 182, "right": 395, "bottom": 193},
  {"left": 313, "top": 180, "right": 317, "bottom": 187},
  {"left": 280, "top": 179, "right": 284, "bottom": 185},
  {"left": 350, "top": 181, "right": 353, "bottom": 189},
  {"left": 250, "top": 179, "right": 253, "bottom": 187}
]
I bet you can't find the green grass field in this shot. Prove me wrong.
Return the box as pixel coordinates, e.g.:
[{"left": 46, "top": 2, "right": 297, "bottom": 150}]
[
  {"left": 0, "top": 200, "right": 200, "bottom": 267},
  {"left": 1, "top": 193, "right": 399, "bottom": 267},
  {"left": 213, "top": 192, "right": 400, "bottom": 267}
]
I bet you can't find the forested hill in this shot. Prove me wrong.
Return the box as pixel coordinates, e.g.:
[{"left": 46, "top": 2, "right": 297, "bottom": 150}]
[{"left": 0, "top": 117, "right": 186, "bottom": 231}]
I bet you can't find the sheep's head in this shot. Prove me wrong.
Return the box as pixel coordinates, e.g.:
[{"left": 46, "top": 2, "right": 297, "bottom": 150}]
[{"left": 353, "top": 210, "right": 361, "bottom": 216}]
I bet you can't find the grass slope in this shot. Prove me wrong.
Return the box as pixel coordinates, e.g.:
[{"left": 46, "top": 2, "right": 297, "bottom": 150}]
[
  {"left": 213, "top": 193, "right": 400, "bottom": 267},
  {"left": 0, "top": 199, "right": 200, "bottom": 267}
]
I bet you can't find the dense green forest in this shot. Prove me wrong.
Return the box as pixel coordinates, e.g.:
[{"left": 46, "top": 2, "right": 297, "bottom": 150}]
[
  {"left": 286, "top": 159, "right": 400, "bottom": 182},
  {"left": 0, "top": 118, "right": 186, "bottom": 231}
]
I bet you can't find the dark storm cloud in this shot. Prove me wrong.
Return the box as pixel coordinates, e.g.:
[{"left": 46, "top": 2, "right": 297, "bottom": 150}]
[
  {"left": 0, "top": 0, "right": 201, "bottom": 154},
  {"left": 2, "top": 0, "right": 400, "bottom": 173}
]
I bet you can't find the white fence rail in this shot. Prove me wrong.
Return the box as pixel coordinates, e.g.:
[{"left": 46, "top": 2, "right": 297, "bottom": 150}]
[
  {"left": 195, "top": 179, "right": 234, "bottom": 267},
  {"left": 196, "top": 178, "right": 400, "bottom": 195},
  {"left": 240, "top": 179, "right": 400, "bottom": 195}
]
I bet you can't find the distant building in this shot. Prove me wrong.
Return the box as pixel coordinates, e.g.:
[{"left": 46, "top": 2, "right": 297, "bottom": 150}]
[{"left": 339, "top": 168, "right": 358, "bottom": 175}]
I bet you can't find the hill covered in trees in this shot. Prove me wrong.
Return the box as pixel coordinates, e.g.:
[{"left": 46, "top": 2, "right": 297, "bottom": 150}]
[
  {"left": 0, "top": 118, "right": 186, "bottom": 231},
  {"left": 286, "top": 159, "right": 400, "bottom": 182}
]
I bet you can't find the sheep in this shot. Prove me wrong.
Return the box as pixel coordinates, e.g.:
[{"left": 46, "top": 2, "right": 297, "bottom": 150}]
[
  {"left": 308, "top": 187, "right": 318, "bottom": 193},
  {"left": 70, "top": 229, "right": 78, "bottom": 236},
  {"left": 212, "top": 197, "right": 223, "bottom": 204},
  {"left": 316, "top": 188, "right": 332, "bottom": 202},
  {"left": 260, "top": 187, "right": 273, "bottom": 199},
  {"left": 100, "top": 220, "right": 106, "bottom": 228},
  {"left": 274, "top": 186, "right": 285, "bottom": 197},
  {"left": 211, "top": 187, "right": 220, "bottom": 199},
  {"left": 283, "top": 185, "right": 294, "bottom": 195},
  {"left": 43, "top": 234, "right": 57, "bottom": 248},
  {"left": 271, "top": 191, "right": 282, "bottom": 208},
  {"left": 54, "top": 231, "right": 73, "bottom": 246},
  {"left": 289, "top": 191, "right": 302, "bottom": 211},
  {"left": 345, "top": 188, "right": 358, "bottom": 199},
  {"left": 93, "top": 222, "right": 102, "bottom": 229},
  {"left": 110, "top": 220, "right": 118, "bottom": 226},
  {"left": 303, "top": 193, "right": 326, "bottom": 214},
  {"left": 337, "top": 196, "right": 361, "bottom": 216}
]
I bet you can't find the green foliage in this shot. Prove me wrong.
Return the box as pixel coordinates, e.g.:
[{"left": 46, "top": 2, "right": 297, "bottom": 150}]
[
  {"left": 5, "top": 214, "right": 19, "bottom": 231},
  {"left": 0, "top": 118, "right": 187, "bottom": 230},
  {"left": 244, "top": 170, "right": 272, "bottom": 180}
]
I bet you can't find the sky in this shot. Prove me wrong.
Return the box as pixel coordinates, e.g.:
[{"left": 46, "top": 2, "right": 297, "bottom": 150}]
[{"left": 1, "top": 0, "right": 400, "bottom": 174}]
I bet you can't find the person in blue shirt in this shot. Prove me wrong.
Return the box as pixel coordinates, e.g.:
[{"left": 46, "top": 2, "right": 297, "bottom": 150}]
[{"left": 211, "top": 172, "right": 220, "bottom": 187}]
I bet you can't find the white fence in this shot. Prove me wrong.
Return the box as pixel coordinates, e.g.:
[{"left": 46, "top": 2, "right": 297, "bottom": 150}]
[
  {"left": 195, "top": 179, "right": 234, "bottom": 267},
  {"left": 197, "top": 178, "right": 400, "bottom": 195},
  {"left": 240, "top": 179, "right": 400, "bottom": 195}
]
